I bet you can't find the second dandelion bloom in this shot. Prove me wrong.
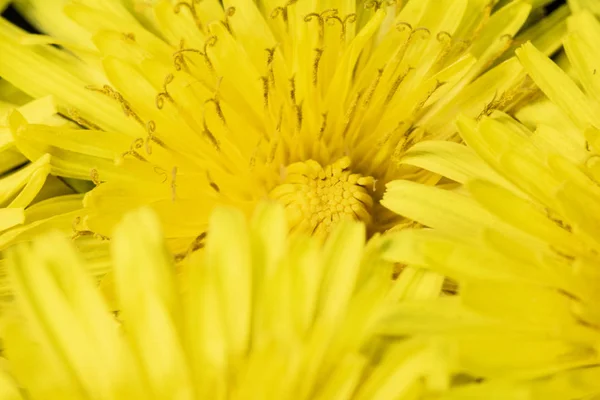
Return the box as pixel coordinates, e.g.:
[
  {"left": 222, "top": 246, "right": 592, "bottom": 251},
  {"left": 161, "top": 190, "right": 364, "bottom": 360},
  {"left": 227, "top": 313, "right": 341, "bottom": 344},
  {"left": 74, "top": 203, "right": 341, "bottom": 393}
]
[
  {"left": 0, "top": 0, "right": 566, "bottom": 256},
  {"left": 378, "top": 9, "right": 600, "bottom": 398}
]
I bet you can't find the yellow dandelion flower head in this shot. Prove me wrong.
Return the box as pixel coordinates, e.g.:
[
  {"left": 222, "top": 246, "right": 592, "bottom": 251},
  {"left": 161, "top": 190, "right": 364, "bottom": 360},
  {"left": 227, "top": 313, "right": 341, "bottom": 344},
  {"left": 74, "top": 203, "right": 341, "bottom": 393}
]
[
  {"left": 1, "top": 203, "right": 448, "bottom": 399},
  {"left": 378, "top": 9, "right": 600, "bottom": 398},
  {"left": 0, "top": 0, "right": 558, "bottom": 256}
]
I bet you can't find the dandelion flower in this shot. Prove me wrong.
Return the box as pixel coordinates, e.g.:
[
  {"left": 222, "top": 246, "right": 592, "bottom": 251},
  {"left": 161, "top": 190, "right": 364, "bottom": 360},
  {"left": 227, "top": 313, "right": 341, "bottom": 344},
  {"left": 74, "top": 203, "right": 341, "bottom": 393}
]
[
  {"left": 0, "top": 0, "right": 567, "bottom": 257},
  {"left": 377, "top": 10, "right": 600, "bottom": 398},
  {"left": 1, "top": 203, "right": 448, "bottom": 399}
]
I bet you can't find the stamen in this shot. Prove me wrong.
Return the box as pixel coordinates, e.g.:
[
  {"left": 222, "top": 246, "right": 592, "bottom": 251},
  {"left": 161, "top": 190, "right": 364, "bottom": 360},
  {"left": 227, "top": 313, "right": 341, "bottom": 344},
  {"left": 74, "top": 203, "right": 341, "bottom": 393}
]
[
  {"left": 173, "top": 40, "right": 188, "bottom": 71},
  {"left": 395, "top": 125, "right": 421, "bottom": 157},
  {"left": 546, "top": 208, "right": 573, "bottom": 233},
  {"left": 71, "top": 216, "right": 83, "bottom": 240},
  {"left": 90, "top": 169, "right": 101, "bottom": 186},
  {"left": 121, "top": 32, "right": 136, "bottom": 42},
  {"left": 452, "top": 39, "right": 471, "bottom": 55},
  {"left": 318, "top": 112, "right": 328, "bottom": 139},
  {"left": 204, "top": 77, "right": 226, "bottom": 125},
  {"left": 294, "top": 101, "right": 303, "bottom": 132},
  {"left": 376, "top": 129, "right": 394, "bottom": 148},
  {"left": 432, "top": 31, "right": 453, "bottom": 68},
  {"left": 71, "top": 227, "right": 97, "bottom": 241},
  {"left": 71, "top": 213, "right": 109, "bottom": 242},
  {"left": 260, "top": 76, "right": 270, "bottom": 108},
  {"left": 86, "top": 85, "right": 144, "bottom": 126},
  {"left": 122, "top": 137, "right": 147, "bottom": 161},
  {"left": 552, "top": 248, "right": 577, "bottom": 263},
  {"left": 265, "top": 47, "right": 276, "bottom": 86},
  {"left": 304, "top": 9, "right": 338, "bottom": 45},
  {"left": 201, "top": 99, "right": 221, "bottom": 151},
  {"left": 364, "top": 0, "right": 395, "bottom": 11},
  {"left": 156, "top": 73, "right": 175, "bottom": 109},
  {"left": 396, "top": 22, "right": 412, "bottom": 33},
  {"left": 249, "top": 139, "right": 261, "bottom": 169},
  {"left": 94, "top": 233, "right": 111, "bottom": 241},
  {"left": 154, "top": 166, "right": 168, "bottom": 183},
  {"left": 482, "top": 34, "right": 513, "bottom": 71},
  {"left": 574, "top": 315, "right": 600, "bottom": 331},
  {"left": 409, "top": 27, "right": 431, "bottom": 41},
  {"left": 172, "top": 36, "right": 217, "bottom": 72},
  {"left": 362, "top": 68, "right": 384, "bottom": 108},
  {"left": 325, "top": 13, "right": 356, "bottom": 42},
  {"left": 145, "top": 120, "right": 156, "bottom": 155},
  {"left": 67, "top": 108, "right": 102, "bottom": 130},
  {"left": 415, "top": 80, "right": 445, "bottom": 110},
  {"left": 220, "top": 7, "right": 236, "bottom": 34},
  {"left": 265, "top": 47, "right": 276, "bottom": 67},
  {"left": 171, "top": 167, "right": 178, "bottom": 201},
  {"left": 341, "top": 91, "right": 362, "bottom": 138},
  {"left": 477, "top": 76, "right": 529, "bottom": 119},
  {"left": 384, "top": 67, "right": 412, "bottom": 105},
  {"left": 436, "top": 31, "right": 452, "bottom": 43},
  {"left": 270, "top": 0, "right": 298, "bottom": 26},
  {"left": 267, "top": 139, "right": 279, "bottom": 164},
  {"left": 289, "top": 76, "right": 297, "bottom": 104},
  {"left": 202, "top": 119, "right": 221, "bottom": 151},
  {"left": 312, "top": 48, "right": 324, "bottom": 87},
  {"left": 206, "top": 171, "right": 220, "bottom": 193},
  {"left": 471, "top": 1, "right": 494, "bottom": 41},
  {"left": 174, "top": 0, "right": 204, "bottom": 32},
  {"left": 174, "top": 232, "right": 207, "bottom": 262}
]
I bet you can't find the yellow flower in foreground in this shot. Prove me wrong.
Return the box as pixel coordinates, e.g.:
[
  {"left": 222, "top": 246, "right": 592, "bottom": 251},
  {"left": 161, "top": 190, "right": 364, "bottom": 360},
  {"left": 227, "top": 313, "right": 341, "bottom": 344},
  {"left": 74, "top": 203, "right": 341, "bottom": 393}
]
[
  {"left": 1, "top": 203, "right": 447, "bottom": 399},
  {"left": 376, "top": 10, "right": 600, "bottom": 398},
  {"left": 0, "top": 0, "right": 567, "bottom": 258}
]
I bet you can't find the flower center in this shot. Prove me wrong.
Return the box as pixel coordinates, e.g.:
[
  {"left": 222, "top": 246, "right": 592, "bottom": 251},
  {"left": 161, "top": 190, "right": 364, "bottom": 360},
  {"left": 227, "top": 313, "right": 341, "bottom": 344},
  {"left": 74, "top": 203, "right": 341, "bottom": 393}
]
[{"left": 270, "top": 157, "right": 375, "bottom": 235}]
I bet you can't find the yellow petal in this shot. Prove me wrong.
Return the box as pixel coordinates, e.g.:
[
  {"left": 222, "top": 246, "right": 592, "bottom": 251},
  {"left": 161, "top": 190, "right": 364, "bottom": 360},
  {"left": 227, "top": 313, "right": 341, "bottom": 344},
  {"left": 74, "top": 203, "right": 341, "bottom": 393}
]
[
  {"left": 204, "top": 205, "right": 252, "bottom": 358},
  {"left": 563, "top": 32, "right": 600, "bottom": 100},
  {"left": 516, "top": 41, "right": 600, "bottom": 129},
  {"left": 0, "top": 208, "right": 25, "bottom": 232},
  {"left": 317, "top": 220, "right": 364, "bottom": 323},
  {"left": 111, "top": 207, "right": 193, "bottom": 399},
  {"left": 466, "top": 179, "right": 584, "bottom": 255},
  {"left": 511, "top": 4, "right": 568, "bottom": 57},
  {"left": 6, "top": 233, "right": 131, "bottom": 398},
  {"left": 400, "top": 140, "right": 507, "bottom": 185},
  {"left": 0, "top": 153, "right": 51, "bottom": 207},
  {"left": 382, "top": 180, "right": 500, "bottom": 236}
]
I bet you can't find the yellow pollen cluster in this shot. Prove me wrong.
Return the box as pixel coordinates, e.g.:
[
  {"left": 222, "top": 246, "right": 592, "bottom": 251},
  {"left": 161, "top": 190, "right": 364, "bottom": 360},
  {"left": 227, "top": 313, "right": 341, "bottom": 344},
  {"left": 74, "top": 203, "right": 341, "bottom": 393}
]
[{"left": 270, "top": 157, "right": 375, "bottom": 235}]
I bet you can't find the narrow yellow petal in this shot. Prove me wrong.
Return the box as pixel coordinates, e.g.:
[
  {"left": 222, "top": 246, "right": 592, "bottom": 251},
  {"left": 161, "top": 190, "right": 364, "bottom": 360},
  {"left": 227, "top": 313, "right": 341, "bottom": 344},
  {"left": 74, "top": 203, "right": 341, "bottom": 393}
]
[
  {"left": 563, "top": 33, "right": 600, "bottom": 100},
  {"left": 516, "top": 41, "right": 600, "bottom": 129},
  {"left": 6, "top": 234, "right": 126, "bottom": 398},
  {"left": 382, "top": 180, "right": 499, "bottom": 236},
  {"left": 318, "top": 220, "right": 364, "bottom": 323},
  {"left": 7, "top": 164, "right": 51, "bottom": 208},
  {"left": 466, "top": 179, "right": 585, "bottom": 255},
  {"left": 469, "top": 1, "right": 531, "bottom": 71},
  {"left": 511, "top": 4, "right": 568, "bottom": 57},
  {"left": 0, "top": 153, "right": 51, "bottom": 207},
  {"left": 0, "top": 208, "right": 25, "bottom": 232},
  {"left": 400, "top": 141, "right": 507, "bottom": 185},
  {"left": 205, "top": 206, "right": 252, "bottom": 358},
  {"left": 111, "top": 207, "right": 193, "bottom": 399}
]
